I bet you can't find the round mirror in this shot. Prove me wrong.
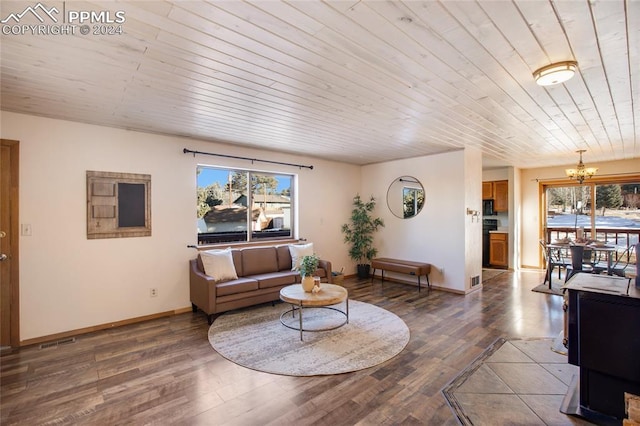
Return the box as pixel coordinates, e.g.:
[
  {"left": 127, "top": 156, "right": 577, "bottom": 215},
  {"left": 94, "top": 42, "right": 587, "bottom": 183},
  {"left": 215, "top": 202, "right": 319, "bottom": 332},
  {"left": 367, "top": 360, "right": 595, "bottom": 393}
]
[{"left": 387, "top": 176, "right": 425, "bottom": 219}]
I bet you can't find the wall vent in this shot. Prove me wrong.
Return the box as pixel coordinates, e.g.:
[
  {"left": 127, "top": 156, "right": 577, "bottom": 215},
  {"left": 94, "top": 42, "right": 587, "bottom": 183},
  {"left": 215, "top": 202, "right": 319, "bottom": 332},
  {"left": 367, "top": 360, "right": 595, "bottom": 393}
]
[
  {"left": 39, "top": 337, "right": 76, "bottom": 349},
  {"left": 471, "top": 275, "right": 480, "bottom": 287}
]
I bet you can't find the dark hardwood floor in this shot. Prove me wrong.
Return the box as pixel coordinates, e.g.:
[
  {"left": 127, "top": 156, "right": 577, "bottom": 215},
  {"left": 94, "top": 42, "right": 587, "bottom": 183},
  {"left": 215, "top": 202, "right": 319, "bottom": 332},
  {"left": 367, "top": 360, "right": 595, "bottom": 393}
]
[{"left": 1, "top": 269, "right": 564, "bottom": 425}]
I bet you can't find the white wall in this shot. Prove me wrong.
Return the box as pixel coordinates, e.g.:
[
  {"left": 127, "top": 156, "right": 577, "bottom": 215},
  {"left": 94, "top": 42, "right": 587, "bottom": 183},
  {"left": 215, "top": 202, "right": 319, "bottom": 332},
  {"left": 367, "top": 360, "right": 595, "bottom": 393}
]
[
  {"left": 2, "top": 112, "right": 360, "bottom": 340},
  {"left": 482, "top": 168, "right": 509, "bottom": 181},
  {"left": 3, "top": 111, "right": 486, "bottom": 340},
  {"left": 510, "top": 167, "right": 522, "bottom": 269},
  {"left": 464, "top": 148, "right": 483, "bottom": 290},
  {"left": 13, "top": 108, "right": 633, "bottom": 339},
  {"left": 520, "top": 158, "right": 640, "bottom": 268},
  {"left": 361, "top": 149, "right": 482, "bottom": 293}
]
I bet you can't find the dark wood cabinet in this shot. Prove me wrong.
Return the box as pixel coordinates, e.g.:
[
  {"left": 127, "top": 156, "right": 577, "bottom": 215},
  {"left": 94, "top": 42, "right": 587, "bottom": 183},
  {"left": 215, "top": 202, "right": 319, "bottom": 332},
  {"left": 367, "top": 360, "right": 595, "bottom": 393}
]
[{"left": 564, "top": 274, "right": 640, "bottom": 423}]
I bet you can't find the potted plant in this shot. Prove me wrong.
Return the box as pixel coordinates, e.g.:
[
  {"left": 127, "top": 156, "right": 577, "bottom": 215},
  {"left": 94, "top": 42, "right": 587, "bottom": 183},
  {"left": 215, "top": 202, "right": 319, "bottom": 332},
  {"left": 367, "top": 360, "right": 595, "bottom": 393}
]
[
  {"left": 341, "top": 194, "right": 385, "bottom": 279},
  {"left": 299, "top": 254, "right": 320, "bottom": 292}
]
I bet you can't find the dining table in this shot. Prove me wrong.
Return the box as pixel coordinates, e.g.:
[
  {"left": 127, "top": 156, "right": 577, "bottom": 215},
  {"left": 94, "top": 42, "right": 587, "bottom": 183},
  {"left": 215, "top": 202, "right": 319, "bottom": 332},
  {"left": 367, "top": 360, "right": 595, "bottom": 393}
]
[{"left": 544, "top": 242, "right": 619, "bottom": 289}]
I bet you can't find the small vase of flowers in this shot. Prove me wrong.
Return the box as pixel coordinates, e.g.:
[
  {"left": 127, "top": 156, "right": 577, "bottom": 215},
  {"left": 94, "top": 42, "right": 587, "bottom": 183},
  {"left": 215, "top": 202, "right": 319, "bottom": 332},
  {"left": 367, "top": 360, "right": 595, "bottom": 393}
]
[{"left": 300, "top": 254, "right": 320, "bottom": 292}]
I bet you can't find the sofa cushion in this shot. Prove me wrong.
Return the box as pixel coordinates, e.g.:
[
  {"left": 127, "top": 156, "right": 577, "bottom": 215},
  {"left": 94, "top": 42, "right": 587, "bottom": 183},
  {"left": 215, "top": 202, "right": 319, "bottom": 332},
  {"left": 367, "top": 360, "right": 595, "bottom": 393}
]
[
  {"left": 253, "top": 271, "right": 298, "bottom": 289},
  {"left": 288, "top": 243, "right": 314, "bottom": 271},
  {"left": 200, "top": 248, "right": 238, "bottom": 283},
  {"left": 196, "top": 250, "right": 243, "bottom": 276},
  {"left": 231, "top": 249, "right": 243, "bottom": 277},
  {"left": 216, "top": 277, "right": 259, "bottom": 297},
  {"left": 241, "top": 246, "right": 279, "bottom": 276},
  {"left": 276, "top": 245, "right": 293, "bottom": 271}
]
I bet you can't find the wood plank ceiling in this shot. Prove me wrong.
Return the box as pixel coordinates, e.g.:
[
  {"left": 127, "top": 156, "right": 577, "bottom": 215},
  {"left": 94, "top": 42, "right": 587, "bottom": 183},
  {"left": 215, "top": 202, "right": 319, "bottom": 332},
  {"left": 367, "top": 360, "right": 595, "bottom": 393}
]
[{"left": 1, "top": 0, "right": 638, "bottom": 167}]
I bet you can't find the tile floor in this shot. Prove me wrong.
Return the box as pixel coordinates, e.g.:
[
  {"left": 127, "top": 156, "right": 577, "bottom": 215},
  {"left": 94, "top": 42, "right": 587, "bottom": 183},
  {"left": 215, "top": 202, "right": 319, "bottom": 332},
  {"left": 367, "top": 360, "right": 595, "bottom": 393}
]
[{"left": 444, "top": 338, "right": 595, "bottom": 425}]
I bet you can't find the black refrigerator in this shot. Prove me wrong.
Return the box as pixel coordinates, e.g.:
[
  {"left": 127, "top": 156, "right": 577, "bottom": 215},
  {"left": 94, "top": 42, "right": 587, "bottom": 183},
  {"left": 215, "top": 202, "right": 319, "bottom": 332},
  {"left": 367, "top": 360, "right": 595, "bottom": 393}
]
[{"left": 482, "top": 219, "right": 497, "bottom": 267}]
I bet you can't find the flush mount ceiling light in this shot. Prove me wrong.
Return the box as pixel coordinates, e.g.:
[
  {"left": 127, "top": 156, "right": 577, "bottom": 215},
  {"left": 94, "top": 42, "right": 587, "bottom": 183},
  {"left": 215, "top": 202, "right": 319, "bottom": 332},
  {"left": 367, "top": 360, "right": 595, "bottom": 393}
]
[
  {"left": 533, "top": 61, "right": 578, "bottom": 86},
  {"left": 565, "top": 149, "right": 598, "bottom": 184}
]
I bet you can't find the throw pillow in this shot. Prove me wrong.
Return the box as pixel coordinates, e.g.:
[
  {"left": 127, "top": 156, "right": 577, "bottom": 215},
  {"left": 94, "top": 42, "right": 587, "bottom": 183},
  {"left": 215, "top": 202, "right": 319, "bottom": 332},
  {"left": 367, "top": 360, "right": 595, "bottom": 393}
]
[
  {"left": 289, "top": 243, "right": 314, "bottom": 271},
  {"left": 200, "top": 248, "right": 238, "bottom": 283}
]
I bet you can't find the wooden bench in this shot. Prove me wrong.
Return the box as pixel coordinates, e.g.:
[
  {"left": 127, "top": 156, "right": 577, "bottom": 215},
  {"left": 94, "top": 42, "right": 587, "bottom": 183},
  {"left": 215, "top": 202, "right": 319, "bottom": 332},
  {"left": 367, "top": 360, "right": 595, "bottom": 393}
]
[{"left": 370, "top": 258, "right": 432, "bottom": 292}]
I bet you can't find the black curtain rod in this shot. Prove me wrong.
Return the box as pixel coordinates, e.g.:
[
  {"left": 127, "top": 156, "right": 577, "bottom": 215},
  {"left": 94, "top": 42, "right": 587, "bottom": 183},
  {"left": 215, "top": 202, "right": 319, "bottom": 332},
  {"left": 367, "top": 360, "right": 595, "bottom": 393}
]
[{"left": 183, "top": 148, "right": 313, "bottom": 170}]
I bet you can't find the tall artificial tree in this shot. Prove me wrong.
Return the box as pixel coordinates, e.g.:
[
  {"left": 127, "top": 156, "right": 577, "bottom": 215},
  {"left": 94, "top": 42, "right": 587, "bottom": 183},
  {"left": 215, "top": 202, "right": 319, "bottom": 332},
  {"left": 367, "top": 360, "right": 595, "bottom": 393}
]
[{"left": 341, "top": 194, "right": 384, "bottom": 278}]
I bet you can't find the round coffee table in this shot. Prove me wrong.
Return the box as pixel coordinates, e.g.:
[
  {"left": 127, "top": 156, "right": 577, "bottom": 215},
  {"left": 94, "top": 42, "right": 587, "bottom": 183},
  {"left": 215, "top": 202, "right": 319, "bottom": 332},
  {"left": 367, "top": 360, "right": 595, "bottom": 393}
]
[{"left": 279, "top": 283, "right": 349, "bottom": 341}]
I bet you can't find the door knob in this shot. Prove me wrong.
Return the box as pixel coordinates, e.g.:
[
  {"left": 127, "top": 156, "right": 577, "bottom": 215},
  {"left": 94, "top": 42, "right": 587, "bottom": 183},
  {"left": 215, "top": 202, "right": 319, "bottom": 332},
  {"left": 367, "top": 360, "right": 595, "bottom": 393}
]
[{"left": 0, "top": 254, "right": 7, "bottom": 261}]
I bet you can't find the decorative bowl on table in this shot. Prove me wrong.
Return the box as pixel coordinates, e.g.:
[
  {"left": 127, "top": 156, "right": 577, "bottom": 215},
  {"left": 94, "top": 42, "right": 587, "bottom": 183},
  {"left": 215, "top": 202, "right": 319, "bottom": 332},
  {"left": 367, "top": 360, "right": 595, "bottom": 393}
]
[{"left": 553, "top": 237, "right": 571, "bottom": 244}]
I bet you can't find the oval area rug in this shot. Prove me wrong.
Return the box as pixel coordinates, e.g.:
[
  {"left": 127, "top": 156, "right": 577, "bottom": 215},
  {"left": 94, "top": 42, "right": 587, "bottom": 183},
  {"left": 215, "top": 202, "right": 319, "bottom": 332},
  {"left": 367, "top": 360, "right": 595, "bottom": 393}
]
[{"left": 208, "top": 299, "right": 410, "bottom": 376}]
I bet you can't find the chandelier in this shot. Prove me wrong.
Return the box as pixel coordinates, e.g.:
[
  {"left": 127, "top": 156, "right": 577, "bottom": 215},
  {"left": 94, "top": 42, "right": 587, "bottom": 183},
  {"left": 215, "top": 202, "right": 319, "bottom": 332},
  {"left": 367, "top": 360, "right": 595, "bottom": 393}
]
[{"left": 565, "top": 150, "right": 598, "bottom": 184}]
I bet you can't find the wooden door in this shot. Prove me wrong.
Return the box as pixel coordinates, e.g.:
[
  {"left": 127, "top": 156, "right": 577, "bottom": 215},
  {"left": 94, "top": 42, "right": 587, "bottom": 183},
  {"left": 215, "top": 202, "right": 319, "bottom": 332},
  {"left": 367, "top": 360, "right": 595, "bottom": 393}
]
[{"left": 1, "top": 139, "right": 19, "bottom": 348}]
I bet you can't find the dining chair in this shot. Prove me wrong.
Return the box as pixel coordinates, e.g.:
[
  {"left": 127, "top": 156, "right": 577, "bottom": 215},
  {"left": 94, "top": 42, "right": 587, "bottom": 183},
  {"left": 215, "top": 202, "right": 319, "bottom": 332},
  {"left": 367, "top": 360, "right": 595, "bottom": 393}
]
[
  {"left": 610, "top": 244, "right": 637, "bottom": 278},
  {"left": 565, "top": 244, "right": 594, "bottom": 283},
  {"left": 540, "top": 239, "right": 569, "bottom": 286},
  {"left": 586, "top": 247, "right": 608, "bottom": 274}
]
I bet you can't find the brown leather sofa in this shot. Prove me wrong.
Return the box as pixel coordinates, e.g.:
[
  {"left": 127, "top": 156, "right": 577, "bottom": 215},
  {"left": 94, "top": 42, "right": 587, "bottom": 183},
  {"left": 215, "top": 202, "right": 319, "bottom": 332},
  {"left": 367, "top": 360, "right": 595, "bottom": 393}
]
[{"left": 190, "top": 245, "right": 332, "bottom": 324}]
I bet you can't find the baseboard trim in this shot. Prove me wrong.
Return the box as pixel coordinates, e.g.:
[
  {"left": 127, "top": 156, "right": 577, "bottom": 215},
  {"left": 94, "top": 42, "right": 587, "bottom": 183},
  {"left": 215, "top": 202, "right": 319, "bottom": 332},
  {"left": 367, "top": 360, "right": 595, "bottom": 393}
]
[
  {"left": 520, "top": 265, "right": 544, "bottom": 270},
  {"left": 19, "top": 307, "right": 193, "bottom": 348}
]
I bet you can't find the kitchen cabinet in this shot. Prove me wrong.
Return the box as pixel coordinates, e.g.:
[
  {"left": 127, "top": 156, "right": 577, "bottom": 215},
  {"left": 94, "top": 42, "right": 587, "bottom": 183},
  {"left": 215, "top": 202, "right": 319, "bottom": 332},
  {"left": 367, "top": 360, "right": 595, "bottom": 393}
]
[
  {"left": 493, "top": 180, "right": 508, "bottom": 212},
  {"left": 489, "top": 232, "right": 507, "bottom": 267},
  {"left": 482, "top": 180, "right": 508, "bottom": 212},
  {"left": 482, "top": 182, "right": 493, "bottom": 199}
]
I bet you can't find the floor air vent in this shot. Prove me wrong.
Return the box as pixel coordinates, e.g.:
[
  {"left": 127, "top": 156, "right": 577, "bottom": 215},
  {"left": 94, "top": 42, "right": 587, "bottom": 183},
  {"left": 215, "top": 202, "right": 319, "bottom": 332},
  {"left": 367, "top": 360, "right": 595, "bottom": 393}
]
[
  {"left": 39, "top": 337, "right": 76, "bottom": 349},
  {"left": 471, "top": 275, "right": 480, "bottom": 287}
]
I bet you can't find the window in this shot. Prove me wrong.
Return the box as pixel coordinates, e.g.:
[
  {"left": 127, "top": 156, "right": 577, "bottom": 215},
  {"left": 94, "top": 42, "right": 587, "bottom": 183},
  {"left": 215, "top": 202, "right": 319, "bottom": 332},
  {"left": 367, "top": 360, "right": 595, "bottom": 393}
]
[
  {"left": 196, "top": 166, "right": 294, "bottom": 244},
  {"left": 543, "top": 178, "right": 640, "bottom": 250}
]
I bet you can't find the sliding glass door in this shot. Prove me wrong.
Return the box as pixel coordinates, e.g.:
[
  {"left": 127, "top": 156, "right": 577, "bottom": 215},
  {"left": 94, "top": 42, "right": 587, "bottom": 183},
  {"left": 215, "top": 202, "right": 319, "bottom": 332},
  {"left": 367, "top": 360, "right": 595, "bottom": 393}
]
[
  {"left": 592, "top": 182, "right": 639, "bottom": 248},
  {"left": 545, "top": 185, "right": 593, "bottom": 242},
  {"left": 543, "top": 179, "right": 640, "bottom": 250}
]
